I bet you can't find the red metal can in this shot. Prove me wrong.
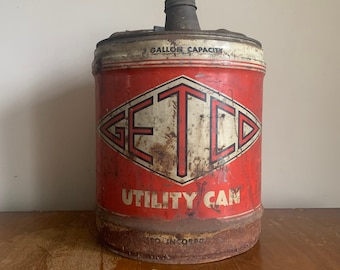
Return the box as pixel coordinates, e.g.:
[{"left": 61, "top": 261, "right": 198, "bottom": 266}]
[{"left": 93, "top": 1, "right": 265, "bottom": 264}]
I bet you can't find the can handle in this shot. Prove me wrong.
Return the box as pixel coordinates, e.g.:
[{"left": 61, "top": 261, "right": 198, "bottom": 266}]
[{"left": 164, "top": 0, "right": 201, "bottom": 31}]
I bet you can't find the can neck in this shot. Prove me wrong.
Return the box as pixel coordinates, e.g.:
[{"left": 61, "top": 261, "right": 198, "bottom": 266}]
[{"left": 164, "top": 0, "right": 201, "bottom": 31}]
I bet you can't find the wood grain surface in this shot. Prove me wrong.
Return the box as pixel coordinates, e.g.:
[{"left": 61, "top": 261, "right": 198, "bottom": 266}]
[{"left": 0, "top": 209, "right": 339, "bottom": 270}]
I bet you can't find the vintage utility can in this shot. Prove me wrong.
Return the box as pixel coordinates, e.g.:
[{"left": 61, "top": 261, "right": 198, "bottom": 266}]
[{"left": 93, "top": 0, "right": 265, "bottom": 264}]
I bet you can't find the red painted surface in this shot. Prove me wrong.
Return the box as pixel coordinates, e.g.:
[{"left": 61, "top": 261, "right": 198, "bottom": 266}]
[{"left": 95, "top": 66, "right": 264, "bottom": 220}]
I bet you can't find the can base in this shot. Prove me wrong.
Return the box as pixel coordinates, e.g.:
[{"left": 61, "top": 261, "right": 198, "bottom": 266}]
[{"left": 96, "top": 206, "right": 263, "bottom": 264}]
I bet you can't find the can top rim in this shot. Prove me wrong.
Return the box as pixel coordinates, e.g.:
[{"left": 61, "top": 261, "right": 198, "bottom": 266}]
[{"left": 96, "top": 28, "right": 262, "bottom": 48}]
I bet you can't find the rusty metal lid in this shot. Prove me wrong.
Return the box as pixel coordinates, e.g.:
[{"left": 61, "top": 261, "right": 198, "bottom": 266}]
[{"left": 96, "top": 0, "right": 262, "bottom": 48}]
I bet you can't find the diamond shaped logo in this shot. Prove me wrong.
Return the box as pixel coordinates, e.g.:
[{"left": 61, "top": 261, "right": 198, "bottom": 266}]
[{"left": 97, "top": 76, "right": 261, "bottom": 185}]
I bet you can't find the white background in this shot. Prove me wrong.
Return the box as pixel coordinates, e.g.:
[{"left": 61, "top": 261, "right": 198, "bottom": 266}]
[{"left": 1, "top": 0, "right": 339, "bottom": 211}]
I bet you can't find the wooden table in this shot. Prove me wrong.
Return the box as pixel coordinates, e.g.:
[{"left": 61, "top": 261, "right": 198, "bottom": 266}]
[{"left": 0, "top": 209, "right": 339, "bottom": 270}]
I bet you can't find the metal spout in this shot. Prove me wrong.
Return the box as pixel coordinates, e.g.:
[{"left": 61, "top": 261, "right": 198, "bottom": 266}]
[{"left": 164, "top": 0, "right": 201, "bottom": 31}]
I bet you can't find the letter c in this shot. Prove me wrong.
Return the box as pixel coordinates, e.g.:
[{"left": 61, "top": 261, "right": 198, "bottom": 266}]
[{"left": 203, "top": 191, "right": 215, "bottom": 208}]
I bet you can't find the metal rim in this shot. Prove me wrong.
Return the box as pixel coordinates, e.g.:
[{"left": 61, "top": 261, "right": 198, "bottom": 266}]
[{"left": 96, "top": 29, "right": 262, "bottom": 48}]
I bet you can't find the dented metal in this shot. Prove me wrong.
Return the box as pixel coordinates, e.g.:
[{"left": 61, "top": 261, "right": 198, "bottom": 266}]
[
  {"left": 93, "top": 0, "right": 265, "bottom": 264},
  {"left": 96, "top": 205, "right": 263, "bottom": 264}
]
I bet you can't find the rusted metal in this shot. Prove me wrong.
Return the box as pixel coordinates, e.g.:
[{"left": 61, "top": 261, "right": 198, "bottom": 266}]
[
  {"left": 96, "top": 206, "right": 263, "bottom": 264},
  {"left": 93, "top": 0, "right": 265, "bottom": 264}
]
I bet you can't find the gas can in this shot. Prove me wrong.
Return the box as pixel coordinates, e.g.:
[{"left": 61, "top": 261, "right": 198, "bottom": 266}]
[{"left": 93, "top": 0, "right": 265, "bottom": 264}]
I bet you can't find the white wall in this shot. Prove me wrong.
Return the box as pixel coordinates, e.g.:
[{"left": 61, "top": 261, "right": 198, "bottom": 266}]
[{"left": 0, "top": 0, "right": 339, "bottom": 211}]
